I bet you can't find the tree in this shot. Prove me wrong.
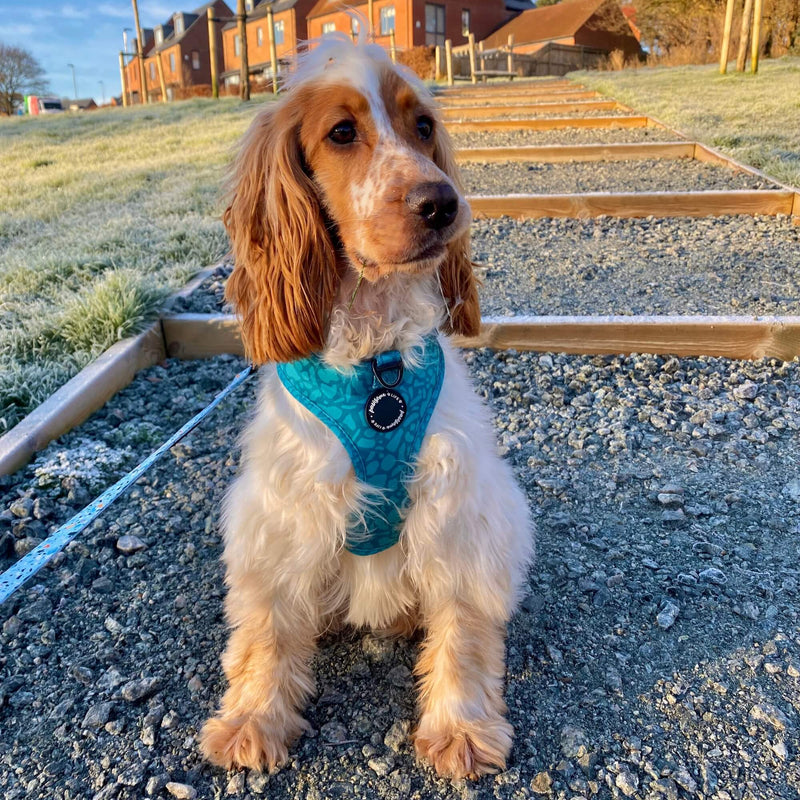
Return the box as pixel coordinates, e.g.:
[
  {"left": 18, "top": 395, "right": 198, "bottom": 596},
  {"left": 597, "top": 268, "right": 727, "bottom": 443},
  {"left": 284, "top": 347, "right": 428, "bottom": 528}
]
[{"left": 0, "top": 43, "right": 49, "bottom": 115}]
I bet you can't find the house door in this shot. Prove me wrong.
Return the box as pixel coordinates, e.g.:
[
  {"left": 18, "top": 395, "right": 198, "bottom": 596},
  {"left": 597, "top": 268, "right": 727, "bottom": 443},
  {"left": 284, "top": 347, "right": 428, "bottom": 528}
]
[{"left": 425, "top": 3, "right": 445, "bottom": 47}]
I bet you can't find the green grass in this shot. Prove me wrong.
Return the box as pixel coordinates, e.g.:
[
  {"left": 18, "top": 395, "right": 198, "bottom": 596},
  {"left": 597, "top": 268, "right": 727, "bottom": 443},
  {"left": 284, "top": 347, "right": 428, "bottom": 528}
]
[
  {"left": 0, "top": 96, "right": 273, "bottom": 432},
  {"left": 574, "top": 56, "right": 800, "bottom": 189}
]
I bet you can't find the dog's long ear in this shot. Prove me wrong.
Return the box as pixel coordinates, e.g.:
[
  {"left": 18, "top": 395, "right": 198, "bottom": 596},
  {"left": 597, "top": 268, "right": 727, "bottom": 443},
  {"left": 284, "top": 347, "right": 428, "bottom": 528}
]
[
  {"left": 432, "top": 120, "right": 481, "bottom": 338},
  {"left": 224, "top": 98, "right": 339, "bottom": 363}
]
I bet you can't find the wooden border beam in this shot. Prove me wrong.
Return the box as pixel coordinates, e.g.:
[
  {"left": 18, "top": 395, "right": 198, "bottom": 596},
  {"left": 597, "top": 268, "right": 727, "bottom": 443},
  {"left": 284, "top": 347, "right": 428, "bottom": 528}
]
[
  {"left": 468, "top": 190, "right": 795, "bottom": 219},
  {"left": 440, "top": 90, "right": 599, "bottom": 106},
  {"left": 442, "top": 100, "right": 621, "bottom": 120},
  {"left": 438, "top": 80, "right": 578, "bottom": 95},
  {"left": 456, "top": 142, "right": 696, "bottom": 163},
  {"left": 447, "top": 116, "right": 651, "bottom": 132},
  {"left": 454, "top": 315, "right": 800, "bottom": 360},
  {"left": 161, "top": 313, "right": 800, "bottom": 362},
  {"left": 0, "top": 324, "right": 166, "bottom": 476}
]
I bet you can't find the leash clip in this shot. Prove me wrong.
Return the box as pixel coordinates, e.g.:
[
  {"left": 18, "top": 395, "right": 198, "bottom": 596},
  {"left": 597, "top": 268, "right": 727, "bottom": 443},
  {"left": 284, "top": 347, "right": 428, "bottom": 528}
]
[{"left": 372, "top": 354, "right": 404, "bottom": 389}]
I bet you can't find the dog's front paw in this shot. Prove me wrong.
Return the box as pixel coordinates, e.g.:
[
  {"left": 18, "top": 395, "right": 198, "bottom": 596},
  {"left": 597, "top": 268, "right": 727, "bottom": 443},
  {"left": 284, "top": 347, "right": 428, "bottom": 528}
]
[
  {"left": 414, "top": 715, "right": 513, "bottom": 780},
  {"left": 200, "top": 712, "right": 306, "bottom": 771}
]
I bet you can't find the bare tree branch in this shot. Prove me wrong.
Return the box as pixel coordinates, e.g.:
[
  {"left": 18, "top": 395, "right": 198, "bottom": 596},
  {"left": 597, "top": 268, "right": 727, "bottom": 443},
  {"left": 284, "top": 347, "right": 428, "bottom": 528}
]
[{"left": 0, "top": 43, "right": 49, "bottom": 115}]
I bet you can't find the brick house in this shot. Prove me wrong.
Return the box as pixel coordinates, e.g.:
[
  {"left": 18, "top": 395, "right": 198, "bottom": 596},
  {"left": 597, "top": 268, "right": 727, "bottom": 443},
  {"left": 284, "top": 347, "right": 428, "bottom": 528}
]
[
  {"left": 306, "top": 0, "right": 512, "bottom": 51},
  {"left": 479, "top": 0, "right": 642, "bottom": 59},
  {"left": 220, "top": 0, "right": 319, "bottom": 89},
  {"left": 124, "top": 1, "right": 232, "bottom": 102}
]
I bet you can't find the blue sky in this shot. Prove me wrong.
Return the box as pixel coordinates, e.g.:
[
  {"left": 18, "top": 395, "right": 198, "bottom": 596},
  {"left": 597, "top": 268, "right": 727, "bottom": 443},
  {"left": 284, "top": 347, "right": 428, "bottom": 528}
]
[{"left": 0, "top": 1, "right": 180, "bottom": 103}]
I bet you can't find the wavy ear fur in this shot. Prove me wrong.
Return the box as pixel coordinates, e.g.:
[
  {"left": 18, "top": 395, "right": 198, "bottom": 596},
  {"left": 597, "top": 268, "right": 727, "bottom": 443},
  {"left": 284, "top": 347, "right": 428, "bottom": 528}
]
[
  {"left": 224, "top": 98, "right": 339, "bottom": 363},
  {"left": 432, "top": 119, "right": 481, "bottom": 338}
]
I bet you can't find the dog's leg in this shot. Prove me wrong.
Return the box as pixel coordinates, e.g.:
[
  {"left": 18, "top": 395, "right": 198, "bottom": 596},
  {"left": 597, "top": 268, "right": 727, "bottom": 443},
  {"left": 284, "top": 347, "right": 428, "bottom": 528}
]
[
  {"left": 413, "top": 599, "right": 513, "bottom": 779},
  {"left": 200, "top": 576, "right": 319, "bottom": 771}
]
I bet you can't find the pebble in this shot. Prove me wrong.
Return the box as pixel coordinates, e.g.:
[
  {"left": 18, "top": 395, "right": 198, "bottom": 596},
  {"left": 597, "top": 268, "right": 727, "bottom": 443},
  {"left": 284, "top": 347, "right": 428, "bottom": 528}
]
[
  {"left": 656, "top": 602, "right": 680, "bottom": 630},
  {"left": 530, "top": 771, "right": 553, "bottom": 794},
  {"left": 116, "top": 535, "right": 147, "bottom": 554},
  {"left": 82, "top": 701, "right": 114, "bottom": 729},
  {"left": 119, "top": 677, "right": 161, "bottom": 703},
  {"left": 165, "top": 782, "right": 197, "bottom": 800}
]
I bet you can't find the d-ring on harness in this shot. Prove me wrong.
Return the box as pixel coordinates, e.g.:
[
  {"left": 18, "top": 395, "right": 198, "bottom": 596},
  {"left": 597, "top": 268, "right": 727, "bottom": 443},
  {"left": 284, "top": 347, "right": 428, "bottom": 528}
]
[{"left": 277, "top": 336, "right": 444, "bottom": 556}]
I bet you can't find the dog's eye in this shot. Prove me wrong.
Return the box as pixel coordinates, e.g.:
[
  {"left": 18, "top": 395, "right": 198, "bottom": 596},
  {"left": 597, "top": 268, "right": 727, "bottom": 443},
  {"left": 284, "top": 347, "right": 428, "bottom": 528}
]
[
  {"left": 328, "top": 120, "right": 357, "bottom": 145},
  {"left": 416, "top": 116, "right": 434, "bottom": 141}
]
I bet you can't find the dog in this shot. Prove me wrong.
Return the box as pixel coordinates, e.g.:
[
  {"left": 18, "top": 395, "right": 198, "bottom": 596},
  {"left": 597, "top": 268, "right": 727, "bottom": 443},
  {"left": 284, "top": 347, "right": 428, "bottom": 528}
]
[{"left": 199, "top": 34, "right": 533, "bottom": 780}]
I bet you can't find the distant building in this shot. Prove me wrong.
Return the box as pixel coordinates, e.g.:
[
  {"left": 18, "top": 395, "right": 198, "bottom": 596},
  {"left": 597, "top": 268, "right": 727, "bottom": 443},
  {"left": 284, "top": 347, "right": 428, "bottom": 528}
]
[
  {"left": 64, "top": 98, "right": 98, "bottom": 111},
  {"left": 480, "top": 0, "right": 642, "bottom": 59},
  {"left": 220, "top": 0, "right": 318, "bottom": 89},
  {"left": 123, "top": 1, "right": 232, "bottom": 102},
  {"left": 306, "top": 0, "right": 512, "bottom": 51}
]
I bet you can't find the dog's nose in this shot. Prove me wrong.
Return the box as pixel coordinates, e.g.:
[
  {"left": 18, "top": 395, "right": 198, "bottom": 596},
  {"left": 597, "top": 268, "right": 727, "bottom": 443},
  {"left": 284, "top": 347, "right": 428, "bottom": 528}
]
[{"left": 405, "top": 182, "right": 459, "bottom": 231}]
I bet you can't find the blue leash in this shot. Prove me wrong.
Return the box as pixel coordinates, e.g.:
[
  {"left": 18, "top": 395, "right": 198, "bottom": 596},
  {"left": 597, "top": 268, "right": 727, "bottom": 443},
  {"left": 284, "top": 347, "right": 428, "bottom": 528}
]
[{"left": 0, "top": 364, "right": 254, "bottom": 606}]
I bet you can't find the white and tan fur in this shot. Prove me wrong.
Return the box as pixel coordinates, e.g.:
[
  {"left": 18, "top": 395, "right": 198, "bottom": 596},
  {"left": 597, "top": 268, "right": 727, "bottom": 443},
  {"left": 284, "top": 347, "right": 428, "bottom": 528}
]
[{"left": 200, "top": 34, "right": 534, "bottom": 780}]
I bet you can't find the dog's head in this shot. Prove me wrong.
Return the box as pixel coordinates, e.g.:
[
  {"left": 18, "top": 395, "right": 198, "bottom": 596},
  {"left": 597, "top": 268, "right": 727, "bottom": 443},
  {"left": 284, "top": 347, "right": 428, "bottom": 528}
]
[{"left": 224, "top": 35, "right": 480, "bottom": 364}]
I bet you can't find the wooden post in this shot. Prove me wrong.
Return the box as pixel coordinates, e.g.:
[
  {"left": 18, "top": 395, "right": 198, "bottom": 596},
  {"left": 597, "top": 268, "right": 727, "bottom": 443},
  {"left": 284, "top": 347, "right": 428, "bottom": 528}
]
[
  {"left": 237, "top": 0, "right": 250, "bottom": 101},
  {"left": 267, "top": 4, "right": 279, "bottom": 93},
  {"left": 719, "top": 0, "right": 736, "bottom": 73},
  {"left": 208, "top": 7, "right": 219, "bottom": 99},
  {"left": 468, "top": 32, "right": 477, "bottom": 84},
  {"left": 507, "top": 34, "right": 515, "bottom": 74},
  {"left": 478, "top": 40, "right": 485, "bottom": 74},
  {"left": 751, "top": 0, "right": 763, "bottom": 73},
  {"left": 389, "top": 29, "right": 397, "bottom": 62},
  {"left": 368, "top": 0, "right": 374, "bottom": 38},
  {"left": 131, "top": 0, "right": 148, "bottom": 104},
  {"left": 445, "top": 38, "right": 454, "bottom": 86},
  {"left": 156, "top": 51, "right": 167, "bottom": 102},
  {"left": 119, "top": 52, "right": 129, "bottom": 107},
  {"left": 435, "top": 44, "right": 442, "bottom": 81},
  {"left": 736, "top": 0, "right": 754, "bottom": 72}
]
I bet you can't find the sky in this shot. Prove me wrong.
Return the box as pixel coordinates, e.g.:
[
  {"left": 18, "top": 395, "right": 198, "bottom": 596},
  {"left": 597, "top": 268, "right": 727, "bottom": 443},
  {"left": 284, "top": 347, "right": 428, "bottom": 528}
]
[{"left": 0, "top": 0, "right": 181, "bottom": 104}]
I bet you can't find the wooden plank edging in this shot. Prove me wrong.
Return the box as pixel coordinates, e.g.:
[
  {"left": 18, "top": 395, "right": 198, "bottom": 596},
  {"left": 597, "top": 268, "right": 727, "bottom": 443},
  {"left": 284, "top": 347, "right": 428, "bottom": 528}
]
[
  {"left": 442, "top": 100, "right": 621, "bottom": 120},
  {"left": 447, "top": 115, "right": 651, "bottom": 132},
  {"left": 161, "top": 313, "right": 800, "bottom": 362},
  {"left": 467, "top": 190, "right": 796, "bottom": 219},
  {"left": 440, "top": 90, "right": 599, "bottom": 106},
  {"left": 0, "top": 324, "right": 166, "bottom": 477},
  {"left": 456, "top": 142, "right": 696, "bottom": 163}
]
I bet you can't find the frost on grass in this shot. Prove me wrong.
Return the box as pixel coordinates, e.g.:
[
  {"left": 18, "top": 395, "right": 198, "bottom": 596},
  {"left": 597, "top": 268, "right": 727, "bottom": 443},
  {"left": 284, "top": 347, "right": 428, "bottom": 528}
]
[{"left": 34, "top": 438, "right": 136, "bottom": 496}]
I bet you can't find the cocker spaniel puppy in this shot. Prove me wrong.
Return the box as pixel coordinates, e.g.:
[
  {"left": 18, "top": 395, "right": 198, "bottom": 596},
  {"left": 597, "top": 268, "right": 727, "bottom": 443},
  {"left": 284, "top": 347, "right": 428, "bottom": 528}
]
[{"left": 200, "top": 35, "right": 533, "bottom": 780}]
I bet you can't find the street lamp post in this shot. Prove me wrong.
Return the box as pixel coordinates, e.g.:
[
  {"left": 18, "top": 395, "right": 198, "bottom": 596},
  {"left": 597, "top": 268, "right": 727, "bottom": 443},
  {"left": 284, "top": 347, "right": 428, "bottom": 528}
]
[
  {"left": 99, "top": 81, "right": 105, "bottom": 105},
  {"left": 67, "top": 63, "right": 77, "bottom": 99}
]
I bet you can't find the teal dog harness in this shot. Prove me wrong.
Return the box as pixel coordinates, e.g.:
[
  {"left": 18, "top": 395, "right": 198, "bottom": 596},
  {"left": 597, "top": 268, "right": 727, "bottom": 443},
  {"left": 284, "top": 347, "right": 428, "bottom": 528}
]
[{"left": 277, "top": 336, "right": 444, "bottom": 556}]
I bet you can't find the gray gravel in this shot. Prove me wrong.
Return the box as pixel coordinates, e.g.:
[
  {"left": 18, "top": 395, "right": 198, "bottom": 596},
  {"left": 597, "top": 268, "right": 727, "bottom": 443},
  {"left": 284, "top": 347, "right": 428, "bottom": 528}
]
[
  {"left": 460, "top": 159, "right": 776, "bottom": 194},
  {"left": 451, "top": 127, "right": 684, "bottom": 147},
  {"left": 473, "top": 215, "right": 800, "bottom": 317},
  {"left": 447, "top": 107, "right": 635, "bottom": 121},
  {"left": 165, "top": 215, "right": 800, "bottom": 319},
  {"left": 2, "top": 348, "right": 800, "bottom": 800}
]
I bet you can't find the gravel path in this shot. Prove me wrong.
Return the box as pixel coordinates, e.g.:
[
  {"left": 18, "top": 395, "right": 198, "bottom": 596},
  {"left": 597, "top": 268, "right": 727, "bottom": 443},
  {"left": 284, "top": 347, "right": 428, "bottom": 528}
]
[
  {"left": 2, "top": 349, "right": 800, "bottom": 800},
  {"left": 473, "top": 215, "right": 800, "bottom": 317},
  {"left": 451, "top": 127, "right": 686, "bottom": 147},
  {"left": 459, "top": 159, "right": 776, "bottom": 194},
  {"left": 447, "top": 108, "right": 635, "bottom": 121},
  {"left": 169, "top": 215, "right": 800, "bottom": 318}
]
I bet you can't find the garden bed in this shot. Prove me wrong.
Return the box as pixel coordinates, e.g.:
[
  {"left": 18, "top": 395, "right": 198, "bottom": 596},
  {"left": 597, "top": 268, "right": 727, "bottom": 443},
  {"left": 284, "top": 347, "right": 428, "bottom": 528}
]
[
  {"left": 1, "top": 350, "right": 799, "bottom": 799},
  {"left": 459, "top": 158, "right": 776, "bottom": 195}
]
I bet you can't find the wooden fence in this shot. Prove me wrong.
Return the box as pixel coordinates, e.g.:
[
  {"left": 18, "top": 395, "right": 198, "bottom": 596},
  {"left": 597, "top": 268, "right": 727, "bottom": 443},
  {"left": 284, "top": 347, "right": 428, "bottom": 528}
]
[{"left": 452, "top": 42, "right": 608, "bottom": 79}]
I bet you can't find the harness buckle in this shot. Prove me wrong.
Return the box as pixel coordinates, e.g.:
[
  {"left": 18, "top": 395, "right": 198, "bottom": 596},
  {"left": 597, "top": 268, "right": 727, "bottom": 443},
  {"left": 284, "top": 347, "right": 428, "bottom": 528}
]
[{"left": 372, "top": 355, "right": 404, "bottom": 389}]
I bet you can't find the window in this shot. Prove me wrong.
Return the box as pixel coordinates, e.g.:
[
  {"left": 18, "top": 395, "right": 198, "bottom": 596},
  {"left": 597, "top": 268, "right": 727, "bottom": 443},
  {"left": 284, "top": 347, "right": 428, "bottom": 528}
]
[
  {"left": 274, "top": 20, "right": 285, "bottom": 45},
  {"left": 154, "top": 26, "right": 163, "bottom": 45},
  {"left": 149, "top": 62, "right": 155, "bottom": 80},
  {"left": 234, "top": 34, "right": 241, "bottom": 56},
  {"left": 322, "top": 21, "right": 336, "bottom": 35},
  {"left": 461, "top": 9, "right": 470, "bottom": 37},
  {"left": 174, "top": 14, "right": 184, "bottom": 36},
  {"left": 169, "top": 52, "right": 176, "bottom": 72},
  {"left": 245, "top": 0, "right": 254, "bottom": 10},
  {"left": 192, "top": 50, "right": 200, "bottom": 69},
  {"left": 380, "top": 5, "right": 395, "bottom": 35},
  {"left": 257, "top": 26, "right": 263, "bottom": 46},
  {"left": 425, "top": 3, "right": 445, "bottom": 46}
]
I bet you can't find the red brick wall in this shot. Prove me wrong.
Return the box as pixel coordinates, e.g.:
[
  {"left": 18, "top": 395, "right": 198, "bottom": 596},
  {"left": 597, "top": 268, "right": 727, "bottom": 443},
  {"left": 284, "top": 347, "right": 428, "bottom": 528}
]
[{"left": 409, "top": 0, "right": 508, "bottom": 48}]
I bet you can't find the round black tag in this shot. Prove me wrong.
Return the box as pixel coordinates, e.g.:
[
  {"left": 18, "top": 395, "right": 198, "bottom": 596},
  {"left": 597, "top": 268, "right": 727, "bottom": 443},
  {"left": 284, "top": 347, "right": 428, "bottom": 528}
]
[{"left": 365, "top": 388, "right": 407, "bottom": 432}]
